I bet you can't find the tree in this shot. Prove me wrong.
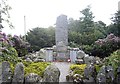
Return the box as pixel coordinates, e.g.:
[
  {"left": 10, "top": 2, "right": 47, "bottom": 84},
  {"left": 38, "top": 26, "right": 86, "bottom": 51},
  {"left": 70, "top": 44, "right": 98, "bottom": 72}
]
[
  {"left": 68, "top": 6, "right": 106, "bottom": 47},
  {"left": 107, "top": 24, "right": 118, "bottom": 36},
  {"left": 26, "top": 27, "right": 55, "bottom": 51},
  {"left": 108, "top": 11, "right": 120, "bottom": 37},
  {"left": 79, "top": 5, "right": 95, "bottom": 32},
  {"left": 94, "top": 21, "right": 107, "bottom": 36},
  {"left": 0, "top": 0, "right": 13, "bottom": 30},
  {"left": 68, "top": 6, "right": 95, "bottom": 33}
]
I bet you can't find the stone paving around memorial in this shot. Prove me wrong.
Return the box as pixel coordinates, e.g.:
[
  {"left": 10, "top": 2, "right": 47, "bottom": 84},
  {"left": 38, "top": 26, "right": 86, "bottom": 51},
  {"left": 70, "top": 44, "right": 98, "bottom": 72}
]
[{"left": 52, "top": 62, "right": 71, "bottom": 82}]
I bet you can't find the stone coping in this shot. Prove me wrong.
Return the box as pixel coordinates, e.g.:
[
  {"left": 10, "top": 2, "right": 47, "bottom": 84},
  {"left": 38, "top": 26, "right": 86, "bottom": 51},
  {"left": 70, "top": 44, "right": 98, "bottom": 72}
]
[
  {"left": 45, "top": 48, "right": 53, "bottom": 50},
  {"left": 45, "top": 47, "right": 79, "bottom": 51},
  {"left": 68, "top": 48, "right": 79, "bottom": 51}
]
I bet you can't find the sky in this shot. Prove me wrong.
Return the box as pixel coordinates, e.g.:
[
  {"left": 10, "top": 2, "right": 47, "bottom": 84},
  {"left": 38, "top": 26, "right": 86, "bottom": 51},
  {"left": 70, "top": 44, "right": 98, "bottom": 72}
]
[{"left": 2, "top": 0, "right": 120, "bottom": 35}]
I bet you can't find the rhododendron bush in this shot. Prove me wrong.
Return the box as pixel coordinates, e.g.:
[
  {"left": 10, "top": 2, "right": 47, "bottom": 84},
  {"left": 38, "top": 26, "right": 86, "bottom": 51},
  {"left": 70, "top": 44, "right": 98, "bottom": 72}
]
[
  {"left": 95, "top": 33, "right": 120, "bottom": 46},
  {"left": 0, "top": 32, "right": 30, "bottom": 63},
  {"left": 0, "top": 32, "right": 18, "bottom": 63},
  {"left": 92, "top": 33, "right": 120, "bottom": 58},
  {"left": 11, "top": 35, "right": 30, "bottom": 57},
  {"left": 82, "top": 33, "right": 120, "bottom": 58}
]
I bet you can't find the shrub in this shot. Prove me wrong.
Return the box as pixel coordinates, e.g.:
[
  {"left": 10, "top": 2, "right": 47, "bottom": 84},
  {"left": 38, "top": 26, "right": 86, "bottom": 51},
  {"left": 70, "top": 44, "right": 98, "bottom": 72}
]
[
  {"left": 104, "top": 49, "right": 120, "bottom": 73},
  {"left": 24, "top": 62, "right": 51, "bottom": 77},
  {"left": 70, "top": 64, "right": 104, "bottom": 77},
  {"left": 70, "top": 64, "right": 86, "bottom": 75},
  {"left": 11, "top": 35, "right": 31, "bottom": 57},
  {"left": 1, "top": 47, "right": 18, "bottom": 63},
  {"left": 80, "top": 45, "right": 93, "bottom": 55},
  {"left": 8, "top": 60, "right": 51, "bottom": 77},
  {"left": 0, "top": 32, "right": 18, "bottom": 64},
  {"left": 89, "top": 33, "right": 120, "bottom": 58},
  {"left": 94, "top": 64, "right": 103, "bottom": 73}
]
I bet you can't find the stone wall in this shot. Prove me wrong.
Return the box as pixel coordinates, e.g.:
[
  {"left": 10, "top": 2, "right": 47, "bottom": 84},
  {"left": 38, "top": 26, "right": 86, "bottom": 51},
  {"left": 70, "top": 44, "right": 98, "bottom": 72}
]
[
  {"left": 0, "top": 61, "right": 120, "bottom": 84},
  {"left": 0, "top": 61, "right": 60, "bottom": 84},
  {"left": 67, "top": 64, "right": 120, "bottom": 84}
]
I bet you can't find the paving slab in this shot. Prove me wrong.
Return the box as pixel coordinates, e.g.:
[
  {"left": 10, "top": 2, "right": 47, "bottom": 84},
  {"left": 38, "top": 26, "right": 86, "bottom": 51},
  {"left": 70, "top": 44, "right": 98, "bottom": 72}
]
[{"left": 52, "top": 62, "right": 71, "bottom": 82}]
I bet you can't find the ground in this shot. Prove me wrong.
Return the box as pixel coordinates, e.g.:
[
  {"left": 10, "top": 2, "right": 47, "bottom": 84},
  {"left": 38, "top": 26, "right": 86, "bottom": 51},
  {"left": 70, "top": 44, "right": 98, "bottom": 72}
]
[{"left": 53, "top": 62, "right": 71, "bottom": 82}]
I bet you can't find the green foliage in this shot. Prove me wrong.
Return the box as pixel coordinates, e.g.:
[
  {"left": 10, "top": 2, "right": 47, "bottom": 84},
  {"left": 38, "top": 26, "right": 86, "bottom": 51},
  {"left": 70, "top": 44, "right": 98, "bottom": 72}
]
[
  {"left": 81, "top": 34, "right": 120, "bottom": 58},
  {"left": 81, "top": 45, "right": 93, "bottom": 54},
  {"left": 95, "top": 64, "right": 103, "bottom": 73},
  {"left": 11, "top": 35, "right": 30, "bottom": 57},
  {"left": 110, "top": 11, "right": 120, "bottom": 37},
  {"left": 24, "top": 62, "right": 51, "bottom": 77},
  {"left": 104, "top": 49, "right": 120, "bottom": 70},
  {"left": 26, "top": 27, "right": 55, "bottom": 51},
  {"left": 69, "top": 42, "right": 80, "bottom": 48},
  {"left": 1, "top": 46, "right": 18, "bottom": 64},
  {"left": 0, "top": 32, "right": 19, "bottom": 64},
  {"left": 70, "top": 64, "right": 103, "bottom": 76},
  {"left": 90, "top": 34, "right": 120, "bottom": 58},
  {"left": 68, "top": 6, "right": 106, "bottom": 48},
  {"left": 70, "top": 64, "right": 86, "bottom": 75},
  {"left": 79, "top": 5, "right": 94, "bottom": 29},
  {"left": 107, "top": 24, "right": 119, "bottom": 36},
  {"left": 103, "top": 49, "right": 120, "bottom": 77},
  {"left": 8, "top": 60, "right": 51, "bottom": 77},
  {"left": 25, "top": 6, "right": 108, "bottom": 54},
  {"left": 9, "top": 61, "right": 15, "bottom": 73},
  {"left": 0, "top": 32, "right": 29, "bottom": 64},
  {"left": 68, "top": 31, "right": 81, "bottom": 46},
  {"left": 0, "top": 0, "right": 14, "bottom": 29}
]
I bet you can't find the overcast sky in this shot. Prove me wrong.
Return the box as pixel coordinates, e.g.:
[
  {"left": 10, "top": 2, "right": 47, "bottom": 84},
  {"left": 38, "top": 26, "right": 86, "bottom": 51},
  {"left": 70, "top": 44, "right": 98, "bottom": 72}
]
[{"left": 2, "top": 0, "right": 120, "bottom": 35}]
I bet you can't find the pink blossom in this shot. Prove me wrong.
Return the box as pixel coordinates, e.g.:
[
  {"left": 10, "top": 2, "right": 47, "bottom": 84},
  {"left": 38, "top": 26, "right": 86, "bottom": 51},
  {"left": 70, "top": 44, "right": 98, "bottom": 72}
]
[
  {"left": 0, "top": 38, "right": 4, "bottom": 41},
  {"left": 95, "top": 33, "right": 120, "bottom": 46}
]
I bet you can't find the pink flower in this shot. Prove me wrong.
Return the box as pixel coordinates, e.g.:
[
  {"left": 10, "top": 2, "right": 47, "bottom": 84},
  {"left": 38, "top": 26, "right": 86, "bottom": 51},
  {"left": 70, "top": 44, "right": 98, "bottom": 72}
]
[
  {"left": 0, "top": 32, "right": 3, "bottom": 35},
  {"left": 2, "top": 33, "right": 6, "bottom": 37},
  {"left": 106, "top": 33, "right": 115, "bottom": 39},
  {"left": 14, "top": 35, "right": 18, "bottom": 37},
  {"left": 0, "top": 38, "right": 4, "bottom": 41}
]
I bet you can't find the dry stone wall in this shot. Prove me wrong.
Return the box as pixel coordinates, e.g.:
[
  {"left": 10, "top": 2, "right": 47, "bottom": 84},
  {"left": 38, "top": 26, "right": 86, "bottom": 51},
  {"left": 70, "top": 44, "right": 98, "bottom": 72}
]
[
  {"left": 1, "top": 61, "right": 60, "bottom": 84},
  {"left": 1, "top": 61, "right": 120, "bottom": 84}
]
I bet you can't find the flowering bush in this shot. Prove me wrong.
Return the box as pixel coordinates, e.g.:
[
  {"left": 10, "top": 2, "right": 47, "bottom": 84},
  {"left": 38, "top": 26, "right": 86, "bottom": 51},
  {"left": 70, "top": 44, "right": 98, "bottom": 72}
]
[
  {"left": 11, "top": 35, "right": 30, "bottom": 57},
  {"left": 89, "top": 33, "right": 120, "bottom": 58},
  {"left": 95, "top": 33, "right": 120, "bottom": 45},
  {"left": 0, "top": 32, "right": 18, "bottom": 64}
]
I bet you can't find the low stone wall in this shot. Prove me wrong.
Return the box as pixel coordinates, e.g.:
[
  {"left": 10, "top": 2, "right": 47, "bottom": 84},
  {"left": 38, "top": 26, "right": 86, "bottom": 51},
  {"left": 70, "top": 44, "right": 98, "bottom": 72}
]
[
  {"left": 67, "top": 63, "right": 120, "bottom": 84},
  {"left": 0, "top": 61, "right": 60, "bottom": 84},
  {"left": 1, "top": 61, "right": 120, "bottom": 84}
]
